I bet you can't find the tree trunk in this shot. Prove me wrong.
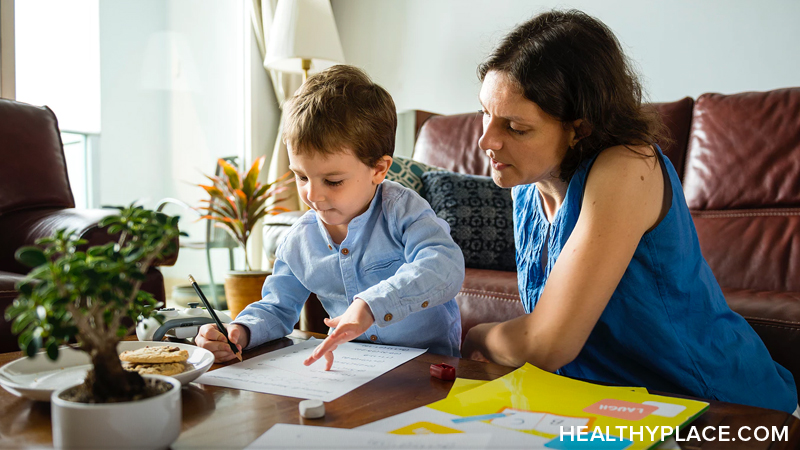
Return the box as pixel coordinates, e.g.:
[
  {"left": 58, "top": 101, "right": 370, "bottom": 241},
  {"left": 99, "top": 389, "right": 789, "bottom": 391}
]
[{"left": 84, "top": 341, "right": 146, "bottom": 403}]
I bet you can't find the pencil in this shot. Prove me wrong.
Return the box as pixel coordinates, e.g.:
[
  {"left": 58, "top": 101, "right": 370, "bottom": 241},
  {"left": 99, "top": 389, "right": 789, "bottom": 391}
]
[{"left": 188, "top": 275, "right": 243, "bottom": 362}]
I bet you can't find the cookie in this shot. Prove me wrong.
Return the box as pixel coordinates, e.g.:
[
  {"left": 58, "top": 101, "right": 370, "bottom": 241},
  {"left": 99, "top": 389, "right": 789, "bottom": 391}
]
[
  {"left": 123, "top": 361, "right": 187, "bottom": 376},
  {"left": 119, "top": 345, "right": 189, "bottom": 363}
]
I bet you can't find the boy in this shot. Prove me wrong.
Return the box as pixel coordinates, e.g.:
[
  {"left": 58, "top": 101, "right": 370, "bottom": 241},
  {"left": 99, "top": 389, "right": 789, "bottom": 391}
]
[{"left": 196, "top": 65, "right": 464, "bottom": 369}]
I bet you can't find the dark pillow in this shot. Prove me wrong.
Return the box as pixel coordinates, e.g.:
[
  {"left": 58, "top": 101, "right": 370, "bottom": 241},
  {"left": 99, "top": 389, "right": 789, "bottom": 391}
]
[{"left": 421, "top": 171, "right": 516, "bottom": 271}]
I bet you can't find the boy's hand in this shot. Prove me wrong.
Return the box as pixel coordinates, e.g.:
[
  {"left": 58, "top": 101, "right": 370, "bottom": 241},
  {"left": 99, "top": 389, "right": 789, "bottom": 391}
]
[
  {"left": 195, "top": 323, "right": 249, "bottom": 363},
  {"left": 303, "top": 298, "right": 374, "bottom": 370}
]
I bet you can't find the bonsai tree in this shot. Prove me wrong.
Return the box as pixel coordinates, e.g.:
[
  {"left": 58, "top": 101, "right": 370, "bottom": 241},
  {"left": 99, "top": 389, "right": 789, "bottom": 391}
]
[
  {"left": 197, "top": 156, "right": 293, "bottom": 271},
  {"left": 5, "top": 205, "right": 184, "bottom": 403}
]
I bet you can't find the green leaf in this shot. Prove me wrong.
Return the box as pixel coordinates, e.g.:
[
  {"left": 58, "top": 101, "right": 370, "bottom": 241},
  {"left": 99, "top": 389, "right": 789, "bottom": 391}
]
[
  {"left": 242, "top": 155, "right": 265, "bottom": 197},
  {"left": 46, "top": 339, "right": 59, "bottom": 360},
  {"left": 15, "top": 247, "right": 47, "bottom": 268},
  {"left": 218, "top": 159, "right": 241, "bottom": 190},
  {"left": 11, "top": 309, "right": 36, "bottom": 334}
]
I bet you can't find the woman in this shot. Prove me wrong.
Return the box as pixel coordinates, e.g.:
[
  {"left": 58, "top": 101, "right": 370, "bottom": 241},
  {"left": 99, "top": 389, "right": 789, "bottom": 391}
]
[{"left": 461, "top": 9, "right": 797, "bottom": 414}]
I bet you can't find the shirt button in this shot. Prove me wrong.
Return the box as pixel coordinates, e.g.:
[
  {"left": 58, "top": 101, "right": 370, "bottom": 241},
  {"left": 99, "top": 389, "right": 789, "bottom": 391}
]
[
  {"left": 328, "top": 245, "right": 333, "bottom": 250},
  {"left": 370, "top": 335, "right": 377, "bottom": 341},
  {"left": 341, "top": 248, "right": 349, "bottom": 255},
  {"left": 384, "top": 313, "right": 393, "bottom": 322},
  {"left": 421, "top": 301, "right": 429, "bottom": 308}
]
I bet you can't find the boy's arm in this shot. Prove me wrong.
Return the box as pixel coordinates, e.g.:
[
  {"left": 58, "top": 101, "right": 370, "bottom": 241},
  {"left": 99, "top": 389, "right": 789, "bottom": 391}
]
[
  {"left": 232, "top": 255, "right": 311, "bottom": 349},
  {"left": 358, "top": 190, "right": 465, "bottom": 327},
  {"left": 303, "top": 190, "right": 464, "bottom": 370}
]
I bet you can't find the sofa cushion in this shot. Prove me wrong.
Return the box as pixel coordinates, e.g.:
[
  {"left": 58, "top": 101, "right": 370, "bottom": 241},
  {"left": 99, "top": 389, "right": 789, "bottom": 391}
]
[
  {"left": 457, "top": 268, "right": 523, "bottom": 343},
  {"left": 385, "top": 156, "right": 443, "bottom": 194},
  {"left": 421, "top": 171, "right": 515, "bottom": 272},
  {"left": 684, "top": 88, "right": 800, "bottom": 211},
  {"left": 692, "top": 211, "right": 800, "bottom": 293},
  {"left": 414, "top": 112, "right": 489, "bottom": 176}
]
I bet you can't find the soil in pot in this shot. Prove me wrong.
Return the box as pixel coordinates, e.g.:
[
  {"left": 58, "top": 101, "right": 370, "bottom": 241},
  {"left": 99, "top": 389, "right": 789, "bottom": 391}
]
[{"left": 58, "top": 377, "right": 173, "bottom": 404}]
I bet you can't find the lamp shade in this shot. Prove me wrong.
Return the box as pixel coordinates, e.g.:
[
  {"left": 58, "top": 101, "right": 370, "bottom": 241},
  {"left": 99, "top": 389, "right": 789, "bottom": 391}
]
[{"left": 264, "top": 0, "right": 345, "bottom": 74}]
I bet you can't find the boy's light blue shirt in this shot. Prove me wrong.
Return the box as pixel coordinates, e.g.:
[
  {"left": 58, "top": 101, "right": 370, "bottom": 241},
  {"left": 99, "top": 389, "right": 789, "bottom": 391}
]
[{"left": 233, "top": 180, "right": 464, "bottom": 357}]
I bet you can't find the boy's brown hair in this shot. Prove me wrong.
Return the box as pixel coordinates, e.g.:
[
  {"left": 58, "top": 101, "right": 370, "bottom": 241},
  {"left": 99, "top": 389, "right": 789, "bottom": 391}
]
[{"left": 283, "top": 65, "right": 397, "bottom": 167}]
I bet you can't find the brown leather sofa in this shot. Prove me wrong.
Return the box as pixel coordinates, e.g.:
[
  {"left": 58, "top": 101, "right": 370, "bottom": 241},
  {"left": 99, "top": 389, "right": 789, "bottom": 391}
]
[
  {"left": 0, "top": 99, "right": 177, "bottom": 353},
  {"left": 410, "top": 87, "right": 800, "bottom": 397}
]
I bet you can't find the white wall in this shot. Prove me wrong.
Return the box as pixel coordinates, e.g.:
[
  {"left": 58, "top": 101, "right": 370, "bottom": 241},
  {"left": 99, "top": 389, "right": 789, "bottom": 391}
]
[
  {"left": 331, "top": 0, "right": 800, "bottom": 116},
  {"left": 99, "top": 0, "right": 169, "bottom": 207}
]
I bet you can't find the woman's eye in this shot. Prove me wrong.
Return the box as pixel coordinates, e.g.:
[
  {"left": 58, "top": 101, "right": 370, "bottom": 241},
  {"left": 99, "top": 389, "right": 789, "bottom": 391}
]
[
  {"left": 326, "top": 180, "right": 343, "bottom": 186},
  {"left": 297, "top": 175, "right": 308, "bottom": 182},
  {"left": 508, "top": 126, "right": 526, "bottom": 135}
]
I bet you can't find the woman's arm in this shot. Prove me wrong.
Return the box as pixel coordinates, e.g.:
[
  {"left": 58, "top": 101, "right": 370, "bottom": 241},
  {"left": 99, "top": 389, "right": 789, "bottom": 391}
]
[{"left": 464, "top": 145, "right": 664, "bottom": 370}]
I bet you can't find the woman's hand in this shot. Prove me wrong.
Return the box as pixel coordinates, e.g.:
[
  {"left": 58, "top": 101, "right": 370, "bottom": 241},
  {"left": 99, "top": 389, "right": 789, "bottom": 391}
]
[
  {"left": 303, "top": 298, "right": 374, "bottom": 370},
  {"left": 195, "top": 323, "right": 249, "bottom": 363}
]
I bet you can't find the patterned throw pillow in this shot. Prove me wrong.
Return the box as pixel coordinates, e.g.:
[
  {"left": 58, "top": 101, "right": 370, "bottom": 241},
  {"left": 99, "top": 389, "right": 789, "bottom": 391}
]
[
  {"left": 421, "top": 171, "right": 516, "bottom": 272},
  {"left": 385, "top": 156, "right": 443, "bottom": 194}
]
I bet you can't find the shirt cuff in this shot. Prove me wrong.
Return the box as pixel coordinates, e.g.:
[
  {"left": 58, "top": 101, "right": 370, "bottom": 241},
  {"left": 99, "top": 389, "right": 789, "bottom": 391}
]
[
  {"left": 232, "top": 314, "right": 269, "bottom": 350},
  {"left": 358, "top": 282, "right": 428, "bottom": 327}
]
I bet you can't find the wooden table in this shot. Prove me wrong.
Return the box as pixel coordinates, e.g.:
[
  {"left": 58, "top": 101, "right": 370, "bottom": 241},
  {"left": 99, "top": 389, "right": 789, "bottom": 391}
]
[{"left": 1, "top": 331, "right": 798, "bottom": 449}]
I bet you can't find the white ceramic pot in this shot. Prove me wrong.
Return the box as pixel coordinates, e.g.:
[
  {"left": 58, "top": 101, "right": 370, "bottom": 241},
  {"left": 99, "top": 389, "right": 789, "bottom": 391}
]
[{"left": 51, "top": 374, "right": 181, "bottom": 449}]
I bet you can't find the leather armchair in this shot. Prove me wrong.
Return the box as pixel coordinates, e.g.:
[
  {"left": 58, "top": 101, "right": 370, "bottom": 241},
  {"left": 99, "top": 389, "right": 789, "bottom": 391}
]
[{"left": 0, "top": 99, "right": 176, "bottom": 353}]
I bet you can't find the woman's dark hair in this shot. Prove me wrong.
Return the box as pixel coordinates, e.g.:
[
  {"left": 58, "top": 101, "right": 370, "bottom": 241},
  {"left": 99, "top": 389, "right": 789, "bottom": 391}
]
[{"left": 478, "top": 10, "right": 665, "bottom": 182}]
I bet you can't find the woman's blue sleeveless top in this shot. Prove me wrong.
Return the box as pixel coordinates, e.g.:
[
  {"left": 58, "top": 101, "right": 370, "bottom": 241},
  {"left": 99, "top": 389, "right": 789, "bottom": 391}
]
[{"left": 512, "top": 146, "right": 797, "bottom": 413}]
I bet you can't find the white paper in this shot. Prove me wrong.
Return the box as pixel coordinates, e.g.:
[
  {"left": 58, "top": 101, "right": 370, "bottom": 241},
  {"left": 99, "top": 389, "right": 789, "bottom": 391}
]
[
  {"left": 195, "top": 338, "right": 426, "bottom": 401},
  {"left": 246, "top": 424, "right": 492, "bottom": 449},
  {"left": 358, "top": 406, "right": 551, "bottom": 449}
]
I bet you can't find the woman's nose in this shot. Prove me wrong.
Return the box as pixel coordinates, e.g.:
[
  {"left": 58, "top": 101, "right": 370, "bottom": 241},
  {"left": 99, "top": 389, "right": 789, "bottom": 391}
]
[{"left": 478, "top": 119, "right": 502, "bottom": 152}]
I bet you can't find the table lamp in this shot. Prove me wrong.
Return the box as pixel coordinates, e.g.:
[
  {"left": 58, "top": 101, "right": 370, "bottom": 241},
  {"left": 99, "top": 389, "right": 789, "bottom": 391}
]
[{"left": 264, "top": 0, "right": 345, "bottom": 82}]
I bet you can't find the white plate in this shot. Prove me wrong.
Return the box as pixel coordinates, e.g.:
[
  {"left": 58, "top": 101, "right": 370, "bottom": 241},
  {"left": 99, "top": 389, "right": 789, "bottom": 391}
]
[{"left": 0, "top": 341, "right": 214, "bottom": 401}]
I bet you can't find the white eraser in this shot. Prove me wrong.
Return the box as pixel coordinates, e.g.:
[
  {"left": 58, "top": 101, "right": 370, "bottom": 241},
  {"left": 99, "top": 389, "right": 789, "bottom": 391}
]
[{"left": 299, "top": 399, "right": 325, "bottom": 419}]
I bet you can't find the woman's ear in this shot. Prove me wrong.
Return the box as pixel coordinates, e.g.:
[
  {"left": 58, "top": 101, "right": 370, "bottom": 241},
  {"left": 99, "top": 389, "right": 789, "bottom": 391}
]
[
  {"left": 570, "top": 119, "right": 592, "bottom": 147},
  {"left": 372, "top": 155, "right": 393, "bottom": 184}
]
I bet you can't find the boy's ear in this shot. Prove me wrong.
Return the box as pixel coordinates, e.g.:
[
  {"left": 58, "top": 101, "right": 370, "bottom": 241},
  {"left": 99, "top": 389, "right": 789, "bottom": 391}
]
[{"left": 372, "top": 155, "right": 393, "bottom": 184}]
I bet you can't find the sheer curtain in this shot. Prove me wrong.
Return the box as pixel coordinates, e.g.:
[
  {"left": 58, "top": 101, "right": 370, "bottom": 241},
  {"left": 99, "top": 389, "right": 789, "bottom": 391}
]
[{"left": 250, "top": 0, "right": 304, "bottom": 211}]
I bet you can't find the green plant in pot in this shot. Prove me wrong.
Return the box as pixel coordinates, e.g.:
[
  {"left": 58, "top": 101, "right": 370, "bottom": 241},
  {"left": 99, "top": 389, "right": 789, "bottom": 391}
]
[
  {"left": 4, "top": 205, "right": 185, "bottom": 448},
  {"left": 197, "top": 156, "right": 293, "bottom": 318}
]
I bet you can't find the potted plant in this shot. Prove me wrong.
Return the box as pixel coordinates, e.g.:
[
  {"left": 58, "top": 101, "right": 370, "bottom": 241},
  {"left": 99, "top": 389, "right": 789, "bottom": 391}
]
[
  {"left": 5, "top": 205, "right": 185, "bottom": 449},
  {"left": 197, "top": 156, "right": 292, "bottom": 317}
]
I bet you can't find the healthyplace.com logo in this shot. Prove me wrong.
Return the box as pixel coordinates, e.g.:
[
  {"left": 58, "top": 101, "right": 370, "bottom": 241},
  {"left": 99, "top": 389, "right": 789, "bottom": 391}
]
[{"left": 559, "top": 425, "right": 790, "bottom": 443}]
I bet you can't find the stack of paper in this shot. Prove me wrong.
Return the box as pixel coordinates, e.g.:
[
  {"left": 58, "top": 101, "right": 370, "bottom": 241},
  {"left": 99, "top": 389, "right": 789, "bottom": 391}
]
[{"left": 359, "top": 363, "right": 708, "bottom": 449}]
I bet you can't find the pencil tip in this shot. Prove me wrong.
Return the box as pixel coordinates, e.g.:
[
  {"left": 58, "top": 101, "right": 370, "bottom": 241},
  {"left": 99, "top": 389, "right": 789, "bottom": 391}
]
[
  {"left": 236, "top": 352, "right": 243, "bottom": 362},
  {"left": 188, "top": 274, "right": 196, "bottom": 284}
]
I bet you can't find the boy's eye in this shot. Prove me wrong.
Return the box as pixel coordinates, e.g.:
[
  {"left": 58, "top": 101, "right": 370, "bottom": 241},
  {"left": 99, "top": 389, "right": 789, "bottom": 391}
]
[
  {"left": 326, "top": 180, "right": 343, "bottom": 186},
  {"left": 296, "top": 175, "right": 308, "bottom": 182}
]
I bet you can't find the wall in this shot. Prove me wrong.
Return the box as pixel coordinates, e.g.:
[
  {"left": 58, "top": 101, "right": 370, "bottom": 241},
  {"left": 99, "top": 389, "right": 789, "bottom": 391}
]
[
  {"left": 331, "top": 0, "right": 800, "bottom": 117},
  {"left": 100, "top": 0, "right": 266, "bottom": 295},
  {"left": 98, "top": 0, "right": 169, "bottom": 207}
]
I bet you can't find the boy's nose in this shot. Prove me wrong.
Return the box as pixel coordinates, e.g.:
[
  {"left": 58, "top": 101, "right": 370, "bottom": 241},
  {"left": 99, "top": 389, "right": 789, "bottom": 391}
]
[{"left": 306, "top": 184, "right": 324, "bottom": 202}]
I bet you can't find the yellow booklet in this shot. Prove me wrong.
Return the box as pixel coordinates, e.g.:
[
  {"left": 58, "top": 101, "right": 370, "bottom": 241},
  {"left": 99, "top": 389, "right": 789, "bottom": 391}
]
[{"left": 391, "top": 364, "right": 708, "bottom": 449}]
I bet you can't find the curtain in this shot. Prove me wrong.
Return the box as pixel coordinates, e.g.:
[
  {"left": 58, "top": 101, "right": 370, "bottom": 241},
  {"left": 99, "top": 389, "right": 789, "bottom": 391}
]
[{"left": 250, "top": 0, "right": 304, "bottom": 212}]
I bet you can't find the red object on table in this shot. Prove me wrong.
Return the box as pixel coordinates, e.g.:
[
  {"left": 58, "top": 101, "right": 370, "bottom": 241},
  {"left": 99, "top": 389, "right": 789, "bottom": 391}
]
[{"left": 430, "top": 363, "right": 456, "bottom": 381}]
